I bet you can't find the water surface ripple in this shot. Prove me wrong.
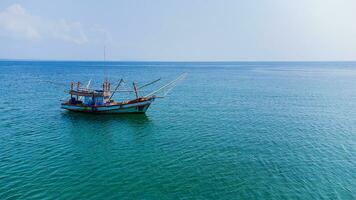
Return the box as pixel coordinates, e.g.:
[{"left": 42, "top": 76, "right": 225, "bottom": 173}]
[{"left": 0, "top": 61, "right": 355, "bottom": 199}]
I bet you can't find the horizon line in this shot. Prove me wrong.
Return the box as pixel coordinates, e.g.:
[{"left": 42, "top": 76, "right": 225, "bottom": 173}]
[{"left": 1, "top": 58, "right": 356, "bottom": 63}]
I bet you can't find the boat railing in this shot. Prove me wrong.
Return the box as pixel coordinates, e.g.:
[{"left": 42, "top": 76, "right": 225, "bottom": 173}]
[{"left": 73, "top": 87, "right": 103, "bottom": 93}]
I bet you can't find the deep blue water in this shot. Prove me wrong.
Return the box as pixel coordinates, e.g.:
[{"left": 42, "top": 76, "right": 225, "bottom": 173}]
[{"left": 0, "top": 61, "right": 355, "bottom": 199}]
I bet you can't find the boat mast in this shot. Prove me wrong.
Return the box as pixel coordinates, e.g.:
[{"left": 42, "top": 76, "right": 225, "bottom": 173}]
[
  {"left": 70, "top": 82, "right": 74, "bottom": 99},
  {"left": 104, "top": 45, "right": 106, "bottom": 62},
  {"left": 133, "top": 82, "right": 140, "bottom": 99},
  {"left": 103, "top": 79, "right": 110, "bottom": 103},
  {"left": 76, "top": 82, "right": 81, "bottom": 100},
  {"left": 103, "top": 45, "right": 109, "bottom": 82}
]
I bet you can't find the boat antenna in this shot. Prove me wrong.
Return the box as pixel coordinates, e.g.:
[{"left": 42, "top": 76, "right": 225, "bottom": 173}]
[
  {"left": 104, "top": 45, "right": 106, "bottom": 62},
  {"left": 103, "top": 45, "right": 109, "bottom": 82}
]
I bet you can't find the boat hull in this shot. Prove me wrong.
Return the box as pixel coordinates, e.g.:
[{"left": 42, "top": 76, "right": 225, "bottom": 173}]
[{"left": 61, "top": 99, "right": 153, "bottom": 114}]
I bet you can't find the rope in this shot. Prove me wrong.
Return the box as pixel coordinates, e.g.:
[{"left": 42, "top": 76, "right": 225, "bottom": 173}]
[{"left": 144, "top": 73, "right": 187, "bottom": 98}]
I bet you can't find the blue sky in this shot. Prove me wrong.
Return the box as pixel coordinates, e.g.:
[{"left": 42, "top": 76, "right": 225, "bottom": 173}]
[{"left": 0, "top": 0, "right": 355, "bottom": 61}]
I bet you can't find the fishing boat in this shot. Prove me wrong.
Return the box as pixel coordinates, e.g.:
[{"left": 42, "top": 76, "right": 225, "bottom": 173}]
[{"left": 61, "top": 73, "right": 186, "bottom": 114}]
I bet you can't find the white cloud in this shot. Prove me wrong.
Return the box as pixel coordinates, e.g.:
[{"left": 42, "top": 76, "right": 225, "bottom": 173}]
[
  {"left": 0, "top": 4, "right": 41, "bottom": 40},
  {"left": 49, "top": 19, "right": 89, "bottom": 44},
  {"left": 0, "top": 4, "right": 108, "bottom": 45}
]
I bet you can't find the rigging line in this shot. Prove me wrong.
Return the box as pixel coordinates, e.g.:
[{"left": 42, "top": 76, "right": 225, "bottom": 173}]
[
  {"left": 108, "top": 90, "right": 134, "bottom": 92},
  {"left": 162, "top": 76, "right": 182, "bottom": 96},
  {"left": 163, "top": 80, "right": 180, "bottom": 97},
  {"left": 138, "top": 78, "right": 161, "bottom": 89},
  {"left": 79, "top": 79, "right": 92, "bottom": 100},
  {"left": 144, "top": 73, "right": 187, "bottom": 98},
  {"left": 119, "top": 81, "right": 130, "bottom": 93}
]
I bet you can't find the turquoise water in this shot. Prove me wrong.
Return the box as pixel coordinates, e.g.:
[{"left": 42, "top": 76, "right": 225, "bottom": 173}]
[{"left": 0, "top": 61, "right": 355, "bottom": 199}]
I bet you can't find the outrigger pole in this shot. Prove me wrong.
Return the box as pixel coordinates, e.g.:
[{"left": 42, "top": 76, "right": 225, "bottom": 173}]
[
  {"left": 139, "top": 78, "right": 161, "bottom": 89},
  {"left": 109, "top": 79, "right": 124, "bottom": 100},
  {"left": 144, "top": 73, "right": 187, "bottom": 98},
  {"left": 133, "top": 82, "right": 140, "bottom": 99}
]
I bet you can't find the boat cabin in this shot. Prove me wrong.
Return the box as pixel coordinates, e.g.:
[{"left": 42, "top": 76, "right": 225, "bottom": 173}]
[{"left": 69, "top": 80, "right": 111, "bottom": 106}]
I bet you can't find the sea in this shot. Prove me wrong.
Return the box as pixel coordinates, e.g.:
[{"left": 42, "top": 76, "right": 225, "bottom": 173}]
[{"left": 0, "top": 61, "right": 355, "bottom": 199}]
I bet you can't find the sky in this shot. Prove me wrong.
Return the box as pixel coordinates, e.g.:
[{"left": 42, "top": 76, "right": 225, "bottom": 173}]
[{"left": 0, "top": 0, "right": 355, "bottom": 61}]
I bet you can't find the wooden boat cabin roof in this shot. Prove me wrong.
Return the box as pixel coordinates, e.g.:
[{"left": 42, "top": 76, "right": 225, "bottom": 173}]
[{"left": 69, "top": 89, "right": 104, "bottom": 97}]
